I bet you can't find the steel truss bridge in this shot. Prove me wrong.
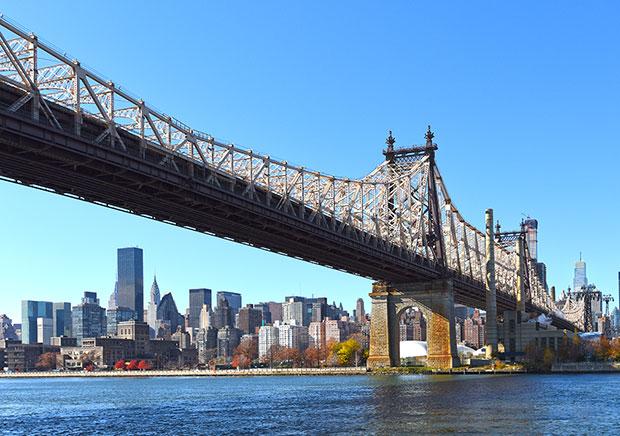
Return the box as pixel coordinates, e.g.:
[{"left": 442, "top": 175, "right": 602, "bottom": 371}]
[{"left": 0, "top": 17, "right": 582, "bottom": 331}]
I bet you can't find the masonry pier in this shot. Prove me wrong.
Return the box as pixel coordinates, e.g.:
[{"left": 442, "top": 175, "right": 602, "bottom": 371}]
[{"left": 367, "top": 279, "right": 460, "bottom": 369}]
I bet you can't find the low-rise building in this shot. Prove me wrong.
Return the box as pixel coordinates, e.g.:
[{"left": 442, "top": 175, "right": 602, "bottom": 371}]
[
  {"left": 62, "top": 337, "right": 134, "bottom": 369},
  {"left": 498, "top": 310, "right": 573, "bottom": 362},
  {"left": 0, "top": 339, "right": 20, "bottom": 369},
  {"left": 6, "top": 343, "right": 60, "bottom": 371},
  {"left": 116, "top": 320, "right": 150, "bottom": 357}
]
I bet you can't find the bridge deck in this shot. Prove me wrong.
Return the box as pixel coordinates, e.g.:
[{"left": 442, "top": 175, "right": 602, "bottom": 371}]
[{"left": 0, "top": 82, "right": 574, "bottom": 330}]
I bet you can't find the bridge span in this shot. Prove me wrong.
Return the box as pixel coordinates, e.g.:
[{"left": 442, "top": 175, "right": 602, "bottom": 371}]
[{"left": 0, "top": 17, "right": 581, "bottom": 367}]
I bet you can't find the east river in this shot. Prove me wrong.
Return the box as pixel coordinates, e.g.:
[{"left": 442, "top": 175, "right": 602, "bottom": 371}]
[{"left": 1, "top": 374, "right": 618, "bottom": 434}]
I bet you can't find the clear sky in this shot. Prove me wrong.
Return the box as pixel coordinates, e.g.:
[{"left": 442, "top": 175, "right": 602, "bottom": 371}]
[{"left": 1, "top": 2, "right": 619, "bottom": 322}]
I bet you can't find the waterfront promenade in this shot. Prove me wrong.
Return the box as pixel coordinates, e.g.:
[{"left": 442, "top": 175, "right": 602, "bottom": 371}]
[
  {"left": 0, "top": 366, "right": 535, "bottom": 378},
  {"left": 0, "top": 367, "right": 368, "bottom": 378}
]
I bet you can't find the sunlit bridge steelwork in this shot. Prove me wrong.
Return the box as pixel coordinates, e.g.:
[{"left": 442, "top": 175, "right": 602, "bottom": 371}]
[{"left": 0, "top": 17, "right": 584, "bottom": 368}]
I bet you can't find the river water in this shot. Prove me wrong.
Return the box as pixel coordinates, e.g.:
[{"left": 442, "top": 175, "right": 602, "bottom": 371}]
[{"left": 0, "top": 374, "right": 617, "bottom": 434}]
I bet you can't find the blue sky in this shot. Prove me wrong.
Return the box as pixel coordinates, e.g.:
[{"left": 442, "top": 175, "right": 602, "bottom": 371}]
[{"left": 1, "top": 2, "right": 619, "bottom": 321}]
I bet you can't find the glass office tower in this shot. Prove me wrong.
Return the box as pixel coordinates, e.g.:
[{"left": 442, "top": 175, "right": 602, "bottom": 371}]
[
  {"left": 189, "top": 288, "right": 212, "bottom": 329},
  {"left": 21, "top": 300, "right": 53, "bottom": 344},
  {"left": 117, "top": 247, "right": 144, "bottom": 321}
]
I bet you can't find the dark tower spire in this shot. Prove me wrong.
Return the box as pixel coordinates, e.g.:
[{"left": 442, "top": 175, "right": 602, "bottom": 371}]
[
  {"left": 425, "top": 125, "right": 434, "bottom": 147},
  {"left": 386, "top": 130, "right": 396, "bottom": 152}
]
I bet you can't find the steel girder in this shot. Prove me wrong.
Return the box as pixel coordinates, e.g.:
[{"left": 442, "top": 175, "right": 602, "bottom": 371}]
[{"left": 0, "top": 16, "right": 576, "bottom": 328}]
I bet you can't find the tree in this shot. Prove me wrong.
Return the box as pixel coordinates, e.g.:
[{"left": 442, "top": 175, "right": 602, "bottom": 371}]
[
  {"left": 127, "top": 359, "right": 139, "bottom": 371},
  {"left": 232, "top": 340, "right": 258, "bottom": 369},
  {"left": 138, "top": 360, "right": 152, "bottom": 371},
  {"left": 543, "top": 347, "right": 555, "bottom": 369},
  {"left": 260, "top": 344, "right": 282, "bottom": 368},
  {"left": 304, "top": 346, "right": 327, "bottom": 368},
  {"left": 114, "top": 359, "right": 126, "bottom": 370},
  {"left": 610, "top": 339, "right": 620, "bottom": 361},
  {"left": 35, "top": 352, "right": 57, "bottom": 371},
  {"left": 523, "top": 344, "right": 546, "bottom": 372},
  {"left": 328, "top": 338, "right": 362, "bottom": 367},
  {"left": 570, "top": 334, "right": 586, "bottom": 362},
  {"left": 594, "top": 337, "right": 612, "bottom": 361},
  {"left": 231, "top": 353, "right": 251, "bottom": 369},
  {"left": 79, "top": 350, "right": 99, "bottom": 369},
  {"left": 275, "top": 347, "right": 303, "bottom": 368}
]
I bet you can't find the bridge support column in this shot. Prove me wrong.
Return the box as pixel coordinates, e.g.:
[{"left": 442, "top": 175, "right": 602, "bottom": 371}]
[
  {"left": 516, "top": 235, "right": 526, "bottom": 312},
  {"left": 367, "top": 282, "right": 398, "bottom": 369},
  {"left": 367, "top": 279, "right": 459, "bottom": 369},
  {"left": 485, "top": 208, "right": 498, "bottom": 357}
]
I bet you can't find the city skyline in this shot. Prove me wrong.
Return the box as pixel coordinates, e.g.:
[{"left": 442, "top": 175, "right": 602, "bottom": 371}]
[
  {"left": 1, "top": 2, "right": 619, "bottom": 323},
  {"left": 1, "top": 245, "right": 365, "bottom": 323}
]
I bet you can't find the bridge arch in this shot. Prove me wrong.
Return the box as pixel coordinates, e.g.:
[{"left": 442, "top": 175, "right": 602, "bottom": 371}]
[
  {"left": 368, "top": 279, "right": 460, "bottom": 369},
  {"left": 395, "top": 305, "right": 430, "bottom": 366}
]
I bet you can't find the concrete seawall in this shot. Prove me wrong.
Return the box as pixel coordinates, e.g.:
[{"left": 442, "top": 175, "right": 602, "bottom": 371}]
[
  {"left": 0, "top": 367, "right": 369, "bottom": 379},
  {"left": 551, "top": 362, "right": 620, "bottom": 373}
]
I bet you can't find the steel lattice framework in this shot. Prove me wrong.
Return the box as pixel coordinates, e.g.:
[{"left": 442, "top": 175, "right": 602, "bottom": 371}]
[{"left": 0, "top": 16, "right": 578, "bottom": 325}]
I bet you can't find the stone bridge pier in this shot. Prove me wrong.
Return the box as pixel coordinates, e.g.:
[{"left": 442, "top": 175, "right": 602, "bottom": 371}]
[{"left": 367, "top": 279, "right": 460, "bottom": 369}]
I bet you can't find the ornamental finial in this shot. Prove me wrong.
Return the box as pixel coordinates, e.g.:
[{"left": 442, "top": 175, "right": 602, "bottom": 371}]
[
  {"left": 386, "top": 130, "right": 395, "bottom": 151},
  {"left": 425, "top": 125, "right": 434, "bottom": 147}
]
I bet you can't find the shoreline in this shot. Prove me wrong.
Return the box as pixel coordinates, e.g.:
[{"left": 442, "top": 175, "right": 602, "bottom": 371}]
[
  {"left": 0, "top": 367, "right": 525, "bottom": 378},
  {"left": 0, "top": 367, "right": 368, "bottom": 378},
  {"left": 2, "top": 364, "right": 618, "bottom": 379}
]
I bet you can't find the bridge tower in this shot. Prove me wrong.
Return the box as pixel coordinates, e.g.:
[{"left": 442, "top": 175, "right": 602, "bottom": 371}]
[{"left": 367, "top": 128, "right": 459, "bottom": 369}]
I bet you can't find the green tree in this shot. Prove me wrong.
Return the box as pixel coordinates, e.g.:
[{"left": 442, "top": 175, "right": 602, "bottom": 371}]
[{"left": 329, "top": 338, "right": 362, "bottom": 366}]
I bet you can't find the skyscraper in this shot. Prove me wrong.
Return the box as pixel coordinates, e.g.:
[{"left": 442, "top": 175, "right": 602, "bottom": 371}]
[
  {"left": 52, "top": 302, "right": 72, "bottom": 337},
  {"left": 37, "top": 317, "right": 53, "bottom": 345},
  {"left": 0, "top": 314, "right": 18, "bottom": 341},
  {"left": 189, "top": 288, "right": 212, "bottom": 329},
  {"left": 522, "top": 218, "right": 538, "bottom": 260},
  {"left": 106, "top": 307, "right": 135, "bottom": 336},
  {"left": 573, "top": 256, "right": 588, "bottom": 291},
  {"left": 199, "top": 304, "right": 211, "bottom": 330},
  {"left": 146, "top": 275, "right": 160, "bottom": 337},
  {"left": 216, "top": 291, "right": 242, "bottom": 314},
  {"left": 117, "top": 247, "right": 144, "bottom": 321},
  {"left": 71, "top": 292, "right": 106, "bottom": 345},
  {"left": 267, "top": 302, "right": 283, "bottom": 323},
  {"left": 156, "top": 292, "right": 183, "bottom": 334},
  {"left": 212, "top": 298, "right": 233, "bottom": 329},
  {"left": 238, "top": 305, "right": 263, "bottom": 334},
  {"left": 21, "top": 300, "right": 53, "bottom": 344},
  {"left": 356, "top": 298, "right": 365, "bottom": 324}
]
